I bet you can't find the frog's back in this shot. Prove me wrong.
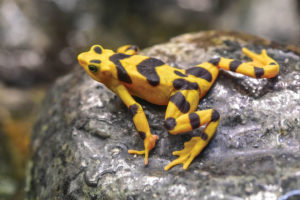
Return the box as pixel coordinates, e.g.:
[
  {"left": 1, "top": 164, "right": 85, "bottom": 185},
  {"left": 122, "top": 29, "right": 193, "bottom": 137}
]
[
  {"left": 121, "top": 55, "right": 180, "bottom": 85},
  {"left": 117, "top": 54, "right": 186, "bottom": 105}
]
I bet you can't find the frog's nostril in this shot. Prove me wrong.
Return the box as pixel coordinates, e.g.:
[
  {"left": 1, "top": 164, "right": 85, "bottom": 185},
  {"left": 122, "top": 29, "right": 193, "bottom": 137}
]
[
  {"left": 79, "top": 60, "right": 87, "bottom": 66},
  {"left": 77, "top": 53, "right": 87, "bottom": 66}
]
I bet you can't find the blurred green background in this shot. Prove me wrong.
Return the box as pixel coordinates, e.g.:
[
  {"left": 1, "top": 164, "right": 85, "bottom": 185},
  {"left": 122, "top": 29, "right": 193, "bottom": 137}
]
[{"left": 0, "top": 0, "right": 299, "bottom": 199}]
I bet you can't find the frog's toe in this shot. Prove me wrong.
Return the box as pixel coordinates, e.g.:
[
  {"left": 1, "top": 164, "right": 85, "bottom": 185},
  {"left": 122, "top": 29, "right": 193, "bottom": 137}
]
[
  {"left": 128, "top": 149, "right": 149, "bottom": 165},
  {"left": 242, "top": 48, "right": 270, "bottom": 66},
  {"left": 164, "top": 154, "right": 189, "bottom": 171},
  {"left": 128, "top": 149, "right": 145, "bottom": 155},
  {"left": 182, "top": 153, "right": 197, "bottom": 170},
  {"left": 172, "top": 150, "right": 184, "bottom": 156},
  {"left": 128, "top": 134, "right": 159, "bottom": 166}
]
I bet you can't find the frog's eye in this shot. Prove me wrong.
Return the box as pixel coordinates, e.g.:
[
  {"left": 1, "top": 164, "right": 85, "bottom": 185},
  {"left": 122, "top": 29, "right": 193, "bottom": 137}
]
[{"left": 88, "top": 65, "right": 98, "bottom": 72}]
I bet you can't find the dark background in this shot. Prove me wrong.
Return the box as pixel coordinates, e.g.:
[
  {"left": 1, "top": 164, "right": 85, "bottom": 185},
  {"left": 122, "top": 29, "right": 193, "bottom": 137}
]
[{"left": 0, "top": 0, "right": 299, "bottom": 199}]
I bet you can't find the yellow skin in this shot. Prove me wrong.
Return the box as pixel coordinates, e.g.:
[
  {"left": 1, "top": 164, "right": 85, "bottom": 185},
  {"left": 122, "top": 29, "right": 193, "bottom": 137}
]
[{"left": 78, "top": 44, "right": 279, "bottom": 170}]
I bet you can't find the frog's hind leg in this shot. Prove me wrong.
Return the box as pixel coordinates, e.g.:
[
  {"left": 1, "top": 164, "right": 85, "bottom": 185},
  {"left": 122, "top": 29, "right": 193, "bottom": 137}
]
[
  {"left": 185, "top": 62, "right": 219, "bottom": 99},
  {"left": 163, "top": 90, "right": 220, "bottom": 170},
  {"left": 210, "top": 48, "right": 279, "bottom": 78}
]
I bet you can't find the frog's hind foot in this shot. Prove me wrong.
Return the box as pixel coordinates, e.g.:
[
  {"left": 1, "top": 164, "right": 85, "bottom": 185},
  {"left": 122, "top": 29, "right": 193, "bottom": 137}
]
[
  {"left": 241, "top": 48, "right": 280, "bottom": 78},
  {"left": 212, "top": 48, "right": 279, "bottom": 79},
  {"left": 164, "top": 137, "right": 205, "bottom": 171}
]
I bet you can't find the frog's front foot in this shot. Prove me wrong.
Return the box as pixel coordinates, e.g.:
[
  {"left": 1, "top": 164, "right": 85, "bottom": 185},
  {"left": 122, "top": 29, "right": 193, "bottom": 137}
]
[
  {"left": 128, "top": 134, "right": 159, "bottom": 165},
  {"left": 164, "top": 137, "right": 205, "bottom": 171}
]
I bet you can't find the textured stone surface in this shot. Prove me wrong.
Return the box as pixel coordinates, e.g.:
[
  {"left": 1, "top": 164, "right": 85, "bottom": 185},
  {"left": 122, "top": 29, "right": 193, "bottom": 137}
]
[{"left": 26, "top": 31, "right": 300, "bottom": 200}]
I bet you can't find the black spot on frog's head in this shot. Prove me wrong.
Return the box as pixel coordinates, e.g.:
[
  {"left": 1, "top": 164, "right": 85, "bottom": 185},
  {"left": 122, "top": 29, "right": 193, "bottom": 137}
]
[
  {"left": 91, "top": 45, "right": 104, "bottom": 54},
  {"left": 90, "top": 59, "right": 101, "bottom": 64},
  {"left": 78, "top": 45, "right": 104, "bottom": 68}
]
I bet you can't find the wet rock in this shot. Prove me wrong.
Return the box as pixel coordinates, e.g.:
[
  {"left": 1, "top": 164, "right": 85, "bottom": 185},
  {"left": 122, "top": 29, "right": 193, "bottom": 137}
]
[{"left": 26, "top": 31, "right": 300, "bottom": 199}]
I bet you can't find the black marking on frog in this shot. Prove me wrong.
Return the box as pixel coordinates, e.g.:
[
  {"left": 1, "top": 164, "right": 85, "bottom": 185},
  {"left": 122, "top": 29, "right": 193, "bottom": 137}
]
[
  {"left": 254, "top": 67, "right": 264, "bottom": 78},
  {"left": 211, "top": 110, "right": 220, "bottom": 122},
  {"left": 201, "top": 132, "right": 208, "bottom": 140},
  {"left": 126, "top": 45, "right": 139, "bottom": 52},
  {"left": 94, "top": 46, "right": 103, "bottom": 54},
  {"left": 189, "top": 113, "right": 200, "bottom": 129},
  {"left": 174, "top": 70, "right": 187, "bottom": 77},
  {"left": 137, "top": 58, "right": 165, "bottom": 86},
  {"left": 170, "top": 92, "right": 190, "bottom": 113},
  {"left": 229, "top": 60, "right": 242, "bottom": 72},
  {"left": 110, "top": 53, "right": 132, "bottom": 84},
  {"left": 164, "top": 117, "right": 177, "bottom": 131},
  {"left": 186, "top": 67, "right": 212, "bottom": 82},
  {"left": 209, "top": 57, "right": 221, "bottom": 66},
  {"left": 129, "top": 104, "right": 138, "bottom": 117},
  {"left": 173, "top": 79, "right": 199, "bottom": 90},
  {"left": 90, "top": 59, "right": 101, "bottom": 64},
  {"left": 138, "top": 131, "right": 146, "bottom": 140}
]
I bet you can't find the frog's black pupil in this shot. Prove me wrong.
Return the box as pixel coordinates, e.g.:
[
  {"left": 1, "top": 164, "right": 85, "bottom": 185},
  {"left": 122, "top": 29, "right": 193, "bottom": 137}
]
[{"left": 88, "top": 65, "right": 98, "bottom": 72}]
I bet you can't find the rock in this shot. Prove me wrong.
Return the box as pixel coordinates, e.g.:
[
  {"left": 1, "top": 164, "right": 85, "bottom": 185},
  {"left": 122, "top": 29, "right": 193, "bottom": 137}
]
[
  {"left": 26, "top": 31, "right": 300, "bottom": 199},
  {"left": 0, "top": 131, "right": 18, "bottom": 199}
]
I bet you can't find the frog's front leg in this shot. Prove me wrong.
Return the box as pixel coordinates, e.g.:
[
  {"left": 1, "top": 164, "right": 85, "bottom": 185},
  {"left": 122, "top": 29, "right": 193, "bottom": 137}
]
[
  {"left": 113, "top": 84, "right": 158, "bottom": 165},
  {"left": 163, "top": 90, "right": 220, "bottom": 170},
  {"left": 116, "top": 45, "right": 139, "bottom": 55}
]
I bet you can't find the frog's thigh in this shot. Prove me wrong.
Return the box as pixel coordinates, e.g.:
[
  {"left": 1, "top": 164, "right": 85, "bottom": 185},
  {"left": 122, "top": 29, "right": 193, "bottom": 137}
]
[
  {"left": 164, "top": 90, "right": 199, "bottom": 133},
  {"left": 164, "top": 90, "right": 220, "bottom": 135}
]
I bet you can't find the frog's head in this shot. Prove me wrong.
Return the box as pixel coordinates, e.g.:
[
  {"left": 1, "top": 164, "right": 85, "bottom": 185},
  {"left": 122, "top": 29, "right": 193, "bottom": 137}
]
[{"left": 77, "top": 45, "right": 114, "bottom": 82}]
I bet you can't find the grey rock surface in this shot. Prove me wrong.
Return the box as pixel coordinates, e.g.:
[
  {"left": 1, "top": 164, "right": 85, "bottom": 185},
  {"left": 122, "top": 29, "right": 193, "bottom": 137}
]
[{"left": 27, "top": 31, "right": 300, "bottom": 200}]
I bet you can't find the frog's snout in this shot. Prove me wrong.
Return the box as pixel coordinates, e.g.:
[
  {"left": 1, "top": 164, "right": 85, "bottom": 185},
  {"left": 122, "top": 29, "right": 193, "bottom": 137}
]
[{"left": 77, "top": 53, "right": 87, "bottom": 67}]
